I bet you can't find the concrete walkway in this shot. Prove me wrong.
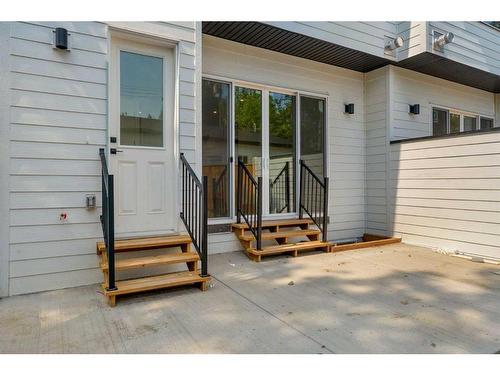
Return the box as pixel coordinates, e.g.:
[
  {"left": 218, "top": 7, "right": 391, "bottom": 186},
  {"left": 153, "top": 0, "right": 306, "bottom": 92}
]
[{"left": 1, "top": 243, "right": 499, "bottom": 353}]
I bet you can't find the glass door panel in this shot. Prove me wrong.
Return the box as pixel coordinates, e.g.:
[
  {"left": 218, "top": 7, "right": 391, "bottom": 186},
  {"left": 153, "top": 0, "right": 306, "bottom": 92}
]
[
  {"left": 202, "top": 79, "right": 231, "bottom": 218},
  {"left": 235, "top": 86, "right": 262, "bottom": 214},
  {"left": 269, "top": 92, "right": 296, "bottom": 214},
  {"left": 120, "top": 51, "right": 164, "bottom": 147},
  {"left": 300, "top": 96, "right": 326, "bottom": 178}
]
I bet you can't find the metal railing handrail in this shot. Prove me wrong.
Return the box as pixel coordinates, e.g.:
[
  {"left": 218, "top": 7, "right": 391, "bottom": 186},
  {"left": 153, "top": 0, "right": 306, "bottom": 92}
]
[
  {"left": 180, "top": 153, "right": 208, "bottom": 277},
  {"left": 237, "top": 159, "right": 263, "bottom": 250},
  {"left": 99, "top": 148, "right": 117, "bottom": 291},
  {"left": 299, "top": 159, "right": 329, "bottom": 242}
]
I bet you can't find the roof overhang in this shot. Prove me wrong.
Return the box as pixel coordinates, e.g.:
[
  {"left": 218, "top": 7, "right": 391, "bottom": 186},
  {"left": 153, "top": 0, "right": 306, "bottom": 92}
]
[{"left": 202, "top": 21, "right": 500, "bottom": 93}]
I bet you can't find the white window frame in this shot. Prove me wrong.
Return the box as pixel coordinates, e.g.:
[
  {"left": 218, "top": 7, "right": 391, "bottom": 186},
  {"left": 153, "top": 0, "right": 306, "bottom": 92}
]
[
  {"left": 479, "top": 116, "right": 495, "bottom": 130},
  {"left": 202, "top": 74, "right": 329, "bottom": 225},
  {"left": 431, "top": 105, "right": 493, "bottom": 136}
]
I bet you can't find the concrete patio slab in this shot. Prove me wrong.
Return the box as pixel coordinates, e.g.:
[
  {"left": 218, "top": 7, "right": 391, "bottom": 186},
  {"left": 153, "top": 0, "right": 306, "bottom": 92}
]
[{"left": 1, "top": 243, "right": 499, "bottom": 353}]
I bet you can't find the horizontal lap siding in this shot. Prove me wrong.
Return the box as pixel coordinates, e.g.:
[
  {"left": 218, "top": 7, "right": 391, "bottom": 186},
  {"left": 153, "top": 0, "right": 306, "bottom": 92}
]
[
  {"left": 428, "top": 22, "right": 500, "bottom": 76},
  {"left": 7, "top": 22, "right": 199, "bottom": 295},
  {"left": 389, "top": 132, "right": 500, "bottom": 261},
  {"left": 390, "top": 66, "right": 495, "bottom": 141},
  {"left": 396, "top": 22, "right": 426, "bottom": 60},
  {"left": 264, "top": 21, "right": 398, "bottom": 60},
  {"left": 364, "top": 67, "right": 389, "bottom": 235},
  {"left": 203, "top": 35, "right": 366, "bottom": 246},
  {"left": 8, "top": 22, "right": 108, "bottom": 295}
]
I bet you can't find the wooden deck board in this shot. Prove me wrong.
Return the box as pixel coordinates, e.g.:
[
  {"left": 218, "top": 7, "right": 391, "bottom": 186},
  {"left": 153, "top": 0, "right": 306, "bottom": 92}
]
[
  {"left": 239, "top": 229, "right": 320, "bottom": 242},
  {"left": 330, "top": 237, "right": 402, "bottom": 252},
  {"left": 247, "top": 240, "right": 331, "bottom": 258},
  {"left": 232, "top": 218, "right": 313, "bottom": 230},
  {"left": 97, "top": 235, "right": 192, "bottom": 254},
  {"left": 101, "top": 252, "right": 200, "bottom": 271},
  {"left": 103, "top": 271, "right": 210, "bottom": 297}
]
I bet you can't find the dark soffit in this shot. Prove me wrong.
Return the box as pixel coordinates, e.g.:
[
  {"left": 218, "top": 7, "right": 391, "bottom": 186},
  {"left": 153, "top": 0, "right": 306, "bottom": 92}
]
[{"left": 202, "top": 21, "right": 500, "bottom": 93}]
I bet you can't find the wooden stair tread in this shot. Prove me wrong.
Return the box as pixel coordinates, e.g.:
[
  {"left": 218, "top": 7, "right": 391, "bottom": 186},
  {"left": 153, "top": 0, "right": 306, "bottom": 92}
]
[
  {"left": 101, "top": 252, "right": 200, "bottom": 271},
  {"left": 239, "top": 229, "right": 320, "bottom": 241},
  {"left": 103, "top": 271, "right": 210, "bottom": 296},
  {"left": 232, "top": 218, "right": 313, "bottom": 230},
  {"left": 97, "top": 234, "right": 191, "bottom": 253},
  {"left": 248, "top": 240, "right": 331, "bottom": 255}
]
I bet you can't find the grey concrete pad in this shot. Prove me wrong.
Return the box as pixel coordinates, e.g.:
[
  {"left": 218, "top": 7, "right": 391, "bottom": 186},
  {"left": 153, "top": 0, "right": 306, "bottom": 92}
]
[{"left": 1, "top": 243, "right": 499, "bottom": 353}]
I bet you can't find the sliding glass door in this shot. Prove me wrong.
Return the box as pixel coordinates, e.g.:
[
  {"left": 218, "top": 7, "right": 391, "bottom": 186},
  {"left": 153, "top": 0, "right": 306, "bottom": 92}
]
[
  {"left": 202, "top": 80, "right": 231, "bottom": 218},
  {"left": 202, "top": 78, "right": 326, "bottom": 220}
]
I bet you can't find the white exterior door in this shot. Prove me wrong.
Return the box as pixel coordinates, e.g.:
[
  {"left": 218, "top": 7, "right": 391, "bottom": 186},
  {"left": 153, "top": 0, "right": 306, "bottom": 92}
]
[{"left": 109, "top": 36, "right": 177, "bottom": 237}]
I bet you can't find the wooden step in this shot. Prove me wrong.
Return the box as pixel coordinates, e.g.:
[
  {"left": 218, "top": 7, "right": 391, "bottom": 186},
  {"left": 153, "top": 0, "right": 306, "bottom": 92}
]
[
  {"left": 97, "top": 234, "right": 192, "bottom": 254},
  {"left": 239, "top": 229, "right": 320, "bottom": 242},
  {"left": 232, "top": 218, "right": 313, "bottom": 230},
  {"left": 103, "top": 271, "right": 210, "bottom": 306},
  {"left": 101, "top": 252, "right": 200, "bottom": 271},
  {"left": 246, "top": 240, "right": 331, "bottom": 262}
]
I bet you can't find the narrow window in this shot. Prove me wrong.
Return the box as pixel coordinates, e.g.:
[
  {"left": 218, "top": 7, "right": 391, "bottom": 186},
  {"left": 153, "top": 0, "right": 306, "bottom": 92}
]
[
  {"left": 480, "top": 117, "right": 494, "bottom": 130},
  {"left": 202, "top": 79, "right": 231, "bottom": 218},
  {"left": 463, "top": 116, "right": 478, "bottom": 132},
  {"left": 432, "top": 108, "right": 448, "bottom": 136},
  {"left": 450, "top": 113, "right": 461, "bottom": 134}
]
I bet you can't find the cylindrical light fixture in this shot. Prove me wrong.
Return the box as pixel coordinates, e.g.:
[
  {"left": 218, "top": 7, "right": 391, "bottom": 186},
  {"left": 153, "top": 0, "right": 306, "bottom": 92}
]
[
  {"left": 385, "top": 36, "right": 404, "bottom": 50},
  {"left": 433, "top": 32, "right": 454, "bottom": 49}
]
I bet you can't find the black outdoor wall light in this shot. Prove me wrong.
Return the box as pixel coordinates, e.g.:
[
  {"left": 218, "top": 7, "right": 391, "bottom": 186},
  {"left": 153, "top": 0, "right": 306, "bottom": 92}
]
[
  {"left": 409, "top": 104, "right": 420, "bottom": 115},
  {"left": 53, "top": 27, "right": 69, "bottom": 50},
  {"left": 344, "top": 103, "right": 354, "bottom": 114}
]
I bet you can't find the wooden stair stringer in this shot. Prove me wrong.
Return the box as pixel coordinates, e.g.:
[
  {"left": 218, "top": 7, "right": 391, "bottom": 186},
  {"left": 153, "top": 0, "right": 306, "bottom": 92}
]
[{"left": 96, "top": 234, "right": 210, "bottom": 306}]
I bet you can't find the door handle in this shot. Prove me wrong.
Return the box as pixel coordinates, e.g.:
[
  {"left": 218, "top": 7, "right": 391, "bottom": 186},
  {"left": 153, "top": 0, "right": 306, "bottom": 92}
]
[{"left": 110, "top": 148, "right": 123, "bottom": 155}]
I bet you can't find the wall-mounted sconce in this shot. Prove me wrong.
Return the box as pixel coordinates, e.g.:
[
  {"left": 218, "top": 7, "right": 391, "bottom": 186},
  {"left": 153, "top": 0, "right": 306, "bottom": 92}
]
[
  {"left": 344, "top": 103, "right": 354, "bottom": 114},
  {"left": 409, "top": 104, "right": 420, "bottom": 115},
  {"left": 433, "top": 31, "right": 454, "bottom": 51},
  {"left": 385, "top": 36, "right": 404, "bottom": 51},
  {"left": 53, "top": 27, "right": 70, "bottom": 50}
]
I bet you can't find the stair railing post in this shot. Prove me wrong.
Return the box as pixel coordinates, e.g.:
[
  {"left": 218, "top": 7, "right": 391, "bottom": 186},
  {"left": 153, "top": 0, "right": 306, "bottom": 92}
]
[
  {"left": 256, "top": 176, "right": 263, "bottom": 250},
  {"left": 237, "top": 162, "right": 242, "bottom": 224},
  {"left": 298, "top": 160, "right": 304, "bottom": 219},
  {"left": 201, "top": 176, "right": 209, "bottom": 277},
  {"left": 285, "top": 161, "right": 290, "bottom": 213},
  {"left": 322, "top": 176, "right": 329, "bottom": 243},
  {"left": 107, "top": 174, "right": 117, "bottom": 291}
]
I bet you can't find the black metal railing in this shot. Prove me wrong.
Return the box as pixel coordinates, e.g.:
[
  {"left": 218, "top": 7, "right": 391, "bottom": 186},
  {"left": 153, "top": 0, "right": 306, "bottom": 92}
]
[
  {"left": 180, "top": 153, "right": 208, "bottom": 277},
  {"left": 237, "top": 159, "right": 262, "bottom": 250},
  {"left": 212, "top": 166, "right": 228, "bottom": 217},
  {"left": 99, "top": 148, "right": 117, "bottom": 291},
  {"left": 299, "top": 159, "right": 329, "bottom": 242},
  {"left": 269, "top": 161, "right": 290, "bottom": 214}
]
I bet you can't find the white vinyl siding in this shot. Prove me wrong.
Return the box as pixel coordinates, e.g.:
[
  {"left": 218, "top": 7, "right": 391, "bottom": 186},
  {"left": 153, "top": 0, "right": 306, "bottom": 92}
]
[
  {"left": 264, "top": 21, "right": 399, "bottom": 60},
  {"left": 203, "top": 35, "right": 366, "bottom": 247},
  {"left": 396, "top": 22, "right": 427, "bottom": 60},
  {"left": 389, "top": 131, "right": 500, "bottom": 261},
  {"left": 427, "top": 21, "right": 500, "bottom": 76},
  {"left": 5, "top": 21, "right": 200, "bottom": 296},
  {"left": 364, "top": 67, "right": 390, "bottom": 236},
  {"left": 390, "top": 66, "right": 496, "bottom": 141}
]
